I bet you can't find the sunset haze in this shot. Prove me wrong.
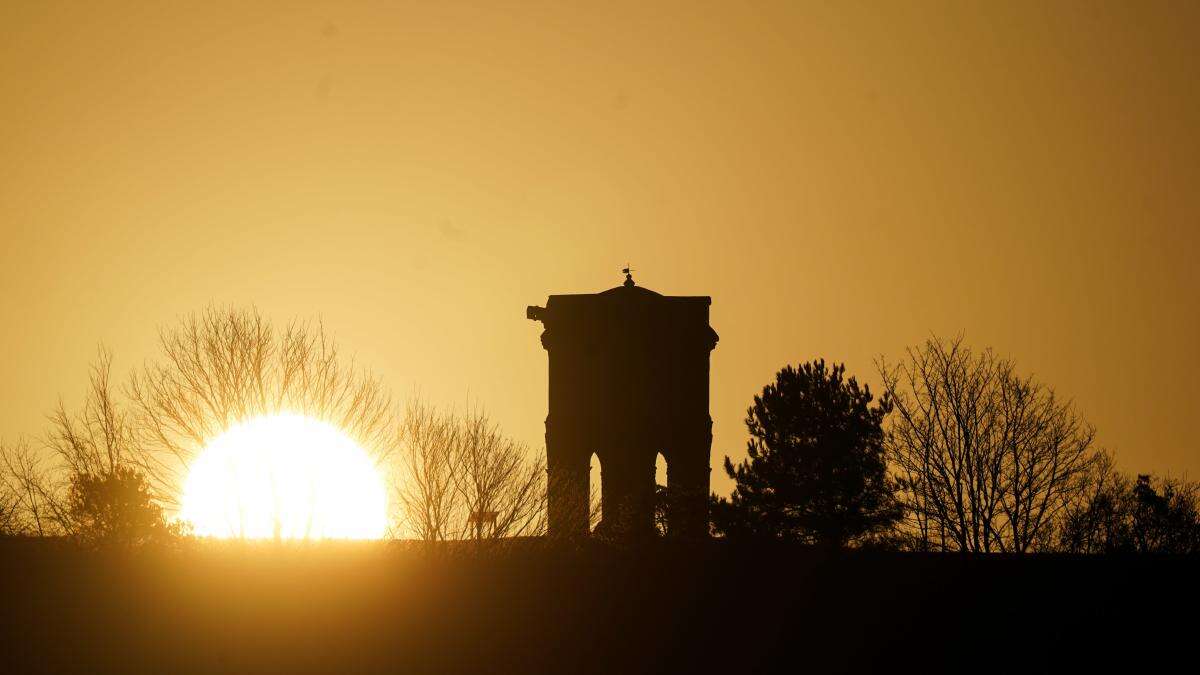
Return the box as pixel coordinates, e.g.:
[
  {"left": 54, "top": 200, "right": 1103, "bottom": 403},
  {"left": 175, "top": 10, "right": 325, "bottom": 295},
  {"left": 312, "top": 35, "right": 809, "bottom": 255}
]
[{"left": 2, "top": 0, "right": 1198, "bottom": 496}]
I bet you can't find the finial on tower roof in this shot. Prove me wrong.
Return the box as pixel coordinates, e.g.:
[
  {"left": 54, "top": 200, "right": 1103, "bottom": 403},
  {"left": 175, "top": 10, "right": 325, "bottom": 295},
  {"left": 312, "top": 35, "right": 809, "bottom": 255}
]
[{"left": 622, "top": 263, "right": 635, "bottom": 287}]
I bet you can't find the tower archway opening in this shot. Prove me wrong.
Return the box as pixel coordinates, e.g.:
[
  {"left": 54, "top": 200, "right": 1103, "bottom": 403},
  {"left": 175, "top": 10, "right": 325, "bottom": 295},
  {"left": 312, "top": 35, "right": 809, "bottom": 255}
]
[
  {"left": 589, "top": 452, "right": 602, "bottom": 533},
  {"left": 655, "top": 452, "right": 669, "bottom": 536}
]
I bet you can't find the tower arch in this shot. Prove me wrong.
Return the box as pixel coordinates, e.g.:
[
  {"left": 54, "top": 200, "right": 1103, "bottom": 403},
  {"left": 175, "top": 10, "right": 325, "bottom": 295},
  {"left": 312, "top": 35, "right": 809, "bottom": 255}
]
[
  {"left": 654, "top": 451, "right": 669, "bottom": 536},
  {"left": 589, "top": 451, "right": 602, "bottom": 532}
]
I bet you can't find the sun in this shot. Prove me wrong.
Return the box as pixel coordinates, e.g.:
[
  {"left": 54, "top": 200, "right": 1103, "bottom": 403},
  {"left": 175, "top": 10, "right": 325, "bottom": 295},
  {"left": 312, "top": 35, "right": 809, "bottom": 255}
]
[{"left": 180, "top": 413, "right": 388, "bottom": 540}]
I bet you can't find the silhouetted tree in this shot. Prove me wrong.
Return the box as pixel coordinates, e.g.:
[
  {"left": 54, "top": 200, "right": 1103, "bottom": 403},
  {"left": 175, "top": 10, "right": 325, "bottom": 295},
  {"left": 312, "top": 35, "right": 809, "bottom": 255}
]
[
  {"left": 0, "top": 438, "right": 65, "bottom": 536},
  {"left": 67, "top": 466, "right": 186, "bottom": 548},
  {"left": 0, "top": 349, "right": 146, "bottom": 537},
  {"left": 0, "top": 491, "right": 16, "bottom": 536},
  {"left": 1056, "top": 451, "right": 1128, "bottom": 554},
  {"left": 1127, "top": 475, "right": 1200, "bottom": 553},
  {"left": 395, "top": 399, "right": 546, "bottom": 546},
  {"left": 452, "top": 409, "right": 546, "bottom": 543},
  {"left": 880, "top": 336, "right": 1100, "bottom": 553},
  {"left": 711, "top": 360, "right": 901, "bottom": 546},
  {"left": 395, "top": 399, "right": 460, "bottom": 543},
  {"left": 127, "top": 306, "right": 398, "bottom": 505},
  {"left": 4, "top": 311, "right": 402, "bottom": 536},
  {"left": 48, "top": 349, "right": 148, "bottom": 480},
  {"left": 1059, "top": 458, "right": 1200, "bottom": 554}
]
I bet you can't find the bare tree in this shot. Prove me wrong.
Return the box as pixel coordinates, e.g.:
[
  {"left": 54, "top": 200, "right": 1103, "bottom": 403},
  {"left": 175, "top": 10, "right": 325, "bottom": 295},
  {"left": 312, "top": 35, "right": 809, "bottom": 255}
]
[
  {"left": 394, "top": 399, "right": 461, "bottom": 543},
  {"left": 452, "top": 409, "right": 546, "bottom": 542},
  {"left": 0, "top": 345, "right": 154, "bottom": 535},
  {"left": 0, "top": 438, "right": 67, "bottom": 536},
  {"left": 2, "top": 309, "right": 397, "bottom": 539},
  {"left": 48, "top": 348, "right": 143, "bottom": 481},
  {"left": 1058, "top": 457, "right": 1200, "bottom": 555},
  {"left": 0, "top": 489, "right": 18, "bottom": 536},
  {"left": 127, "top": 306, "right": 398, "bottom": 504},
  {"left": 1056, "top": 451, "right": 1129, "bottom": 554},
  {"left": 393, "top": 399, "right": 547, "bottom": 545},
  {"left": 879, "top": 336, "right": 1099, "bottom": 553},
  {"left": 994, "top": 367, "right": 1097, "bottom": 552}
]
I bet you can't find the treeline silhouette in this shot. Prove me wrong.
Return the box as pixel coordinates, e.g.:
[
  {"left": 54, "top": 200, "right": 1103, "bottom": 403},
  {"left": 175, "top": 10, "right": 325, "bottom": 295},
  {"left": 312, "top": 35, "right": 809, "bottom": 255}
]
[
  {"left": 1, "top": 310, "right": 1196, "bottom": 554},
  {"left": 1, "top": 308, "right": 1197, "bottom": 673},
  {"left": 708, "top": 336, "right": 1200, "bottom": 553},
  {"left": 0, "top": 307, "right": 552, "bottom": 547}
]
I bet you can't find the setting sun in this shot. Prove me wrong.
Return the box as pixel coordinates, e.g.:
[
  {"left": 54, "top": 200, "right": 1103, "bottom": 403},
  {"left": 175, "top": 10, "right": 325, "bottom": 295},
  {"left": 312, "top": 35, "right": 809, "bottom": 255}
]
[{"left": 180, "top": 414, "right": 388, "bottom": 540}]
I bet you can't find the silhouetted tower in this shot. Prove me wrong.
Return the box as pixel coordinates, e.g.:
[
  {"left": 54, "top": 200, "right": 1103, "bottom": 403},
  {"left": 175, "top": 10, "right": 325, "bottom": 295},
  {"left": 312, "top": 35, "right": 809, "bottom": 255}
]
[{"left": 527, "top": 271, "right": 719, "bottom": 538}]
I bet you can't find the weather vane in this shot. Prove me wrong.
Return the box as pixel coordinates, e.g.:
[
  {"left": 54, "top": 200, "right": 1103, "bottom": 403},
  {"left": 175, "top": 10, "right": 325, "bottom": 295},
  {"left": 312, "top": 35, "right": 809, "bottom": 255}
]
[{"left": 622, "top": 263, "right": 636, "bottom": 287}]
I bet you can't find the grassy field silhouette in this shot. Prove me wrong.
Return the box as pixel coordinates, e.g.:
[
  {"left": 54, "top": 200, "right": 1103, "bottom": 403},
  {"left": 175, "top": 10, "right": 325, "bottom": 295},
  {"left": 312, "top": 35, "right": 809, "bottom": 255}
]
[{"left": 2, "top": 538, "right": 1192, "bottom": 673}]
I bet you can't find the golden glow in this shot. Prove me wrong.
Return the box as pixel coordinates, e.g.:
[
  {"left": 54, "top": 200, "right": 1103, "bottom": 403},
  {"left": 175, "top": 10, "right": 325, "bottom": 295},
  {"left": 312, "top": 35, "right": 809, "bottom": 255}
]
[
  {"left": 2, "top": 2, "right": 1199, "bottom": 489},
  {"left": 181, "top": 414, "right": 387, "bottom": 540}
]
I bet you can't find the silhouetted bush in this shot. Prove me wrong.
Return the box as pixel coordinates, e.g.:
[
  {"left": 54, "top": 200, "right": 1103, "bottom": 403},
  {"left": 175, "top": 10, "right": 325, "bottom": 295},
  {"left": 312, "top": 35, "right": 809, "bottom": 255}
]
[
  {"left": 711, "top": 360, "right": 901, "bottom": 546},
  {"left": 1059, "top": 457, "right": 1200, "bottom": 554},
  {"left": 67, "top": 466, "right": 187, "bottom": 548}
]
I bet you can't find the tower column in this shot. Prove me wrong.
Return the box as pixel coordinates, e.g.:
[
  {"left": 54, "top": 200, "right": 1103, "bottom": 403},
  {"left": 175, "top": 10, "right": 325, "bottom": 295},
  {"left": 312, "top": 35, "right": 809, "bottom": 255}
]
[
  {"left": 666, "top": 423, "right": 713, "bottom": 539},
  {"left": 546, "top": 424, "right": 590, "bottom": 538}
]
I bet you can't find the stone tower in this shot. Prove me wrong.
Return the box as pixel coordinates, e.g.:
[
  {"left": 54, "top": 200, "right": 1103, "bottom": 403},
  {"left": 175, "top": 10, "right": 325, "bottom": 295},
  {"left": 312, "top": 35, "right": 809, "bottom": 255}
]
[{"left": 527, "top": 273, "right": 718, "bottom": 538}]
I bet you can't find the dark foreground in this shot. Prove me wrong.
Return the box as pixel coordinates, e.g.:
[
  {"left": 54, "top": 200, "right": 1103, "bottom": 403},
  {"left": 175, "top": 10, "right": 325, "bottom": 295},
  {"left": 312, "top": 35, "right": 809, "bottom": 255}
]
[{"left": 1, "top": 538, "right": 1195, "bottom": 673}]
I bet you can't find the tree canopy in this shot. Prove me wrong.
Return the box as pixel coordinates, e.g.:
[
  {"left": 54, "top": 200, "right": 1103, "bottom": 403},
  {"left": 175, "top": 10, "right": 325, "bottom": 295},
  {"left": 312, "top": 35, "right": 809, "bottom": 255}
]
[
  {"left": 68, "top": 466, "right": 186, "bottom": 548},
  {"left": 711, "top": 360, "right": 900, "bottom": 546},
  {"left": 880, "top": 336, "right": 1100, "bottom": 553}
]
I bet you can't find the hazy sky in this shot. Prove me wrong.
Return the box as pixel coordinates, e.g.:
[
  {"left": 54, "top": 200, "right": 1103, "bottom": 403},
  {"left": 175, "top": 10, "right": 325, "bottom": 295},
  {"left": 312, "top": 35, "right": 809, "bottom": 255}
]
[{"left": 1, "top": 1, "right": 1197, "bottom": 495}]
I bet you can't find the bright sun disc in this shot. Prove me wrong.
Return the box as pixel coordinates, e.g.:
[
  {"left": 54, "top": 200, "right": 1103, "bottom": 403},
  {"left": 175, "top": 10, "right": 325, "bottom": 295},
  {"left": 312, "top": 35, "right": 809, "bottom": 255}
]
[{"left": 181, "top": 413, "right": 387, "bottom": 540}]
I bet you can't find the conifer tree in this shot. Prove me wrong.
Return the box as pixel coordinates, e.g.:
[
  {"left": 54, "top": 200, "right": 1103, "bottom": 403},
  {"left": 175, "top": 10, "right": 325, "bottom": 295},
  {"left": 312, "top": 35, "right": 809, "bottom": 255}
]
[{"left": 711, "top": 360, "right": 900, "bottom": 546}]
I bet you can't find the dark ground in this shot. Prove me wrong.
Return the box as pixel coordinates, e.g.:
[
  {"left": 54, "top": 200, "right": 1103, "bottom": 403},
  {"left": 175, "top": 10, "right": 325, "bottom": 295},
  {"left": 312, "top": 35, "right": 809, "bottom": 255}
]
[{"left": 1, "top": 538, "right": 1194, "bottom": 673}]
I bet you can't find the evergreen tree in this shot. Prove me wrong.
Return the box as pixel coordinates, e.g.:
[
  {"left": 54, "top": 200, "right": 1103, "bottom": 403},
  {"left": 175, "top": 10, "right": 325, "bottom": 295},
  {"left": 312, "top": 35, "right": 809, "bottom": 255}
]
[
  {"left": 711, "top": 360, "right": 901, "bottom": 546},
  {"left": 68, "top": 466, "right": 186, "bottom": 548}
]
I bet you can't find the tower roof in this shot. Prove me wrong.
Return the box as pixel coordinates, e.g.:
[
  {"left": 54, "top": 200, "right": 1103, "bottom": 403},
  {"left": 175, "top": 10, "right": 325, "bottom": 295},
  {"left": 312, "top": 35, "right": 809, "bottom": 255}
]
[
  {"left": 597, "top": 281, "right": 663, "bottom": 299},
  {"left": 526, "top": 277, "right": 716, "bottom": 351}
]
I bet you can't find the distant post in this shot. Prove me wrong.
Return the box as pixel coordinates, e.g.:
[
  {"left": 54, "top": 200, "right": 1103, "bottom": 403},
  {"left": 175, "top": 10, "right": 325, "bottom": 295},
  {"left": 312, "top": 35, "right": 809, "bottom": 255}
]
[{"left": 468, "top": 510, "right": 498, "bottom": 540}]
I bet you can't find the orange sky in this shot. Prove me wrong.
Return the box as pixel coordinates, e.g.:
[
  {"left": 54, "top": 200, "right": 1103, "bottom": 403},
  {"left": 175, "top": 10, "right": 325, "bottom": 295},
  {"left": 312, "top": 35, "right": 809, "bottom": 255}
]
[{"left": 1, "top": 1, "right": 1197, "bottom": 495}]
